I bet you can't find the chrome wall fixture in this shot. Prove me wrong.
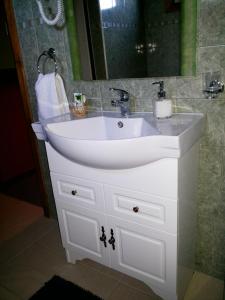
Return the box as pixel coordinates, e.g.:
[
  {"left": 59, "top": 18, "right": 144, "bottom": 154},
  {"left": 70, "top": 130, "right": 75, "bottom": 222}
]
[
  {"left": 204, "top": 79, "right": 224, "bottom": 99},
  {"left": 203, "top": 72, "right": 224, "bottom": 99}
]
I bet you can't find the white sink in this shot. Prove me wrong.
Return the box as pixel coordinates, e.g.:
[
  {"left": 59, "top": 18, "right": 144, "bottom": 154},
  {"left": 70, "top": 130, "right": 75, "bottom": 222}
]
[{"left": 44, "top": 113, "right": 205, "bottom": 169}]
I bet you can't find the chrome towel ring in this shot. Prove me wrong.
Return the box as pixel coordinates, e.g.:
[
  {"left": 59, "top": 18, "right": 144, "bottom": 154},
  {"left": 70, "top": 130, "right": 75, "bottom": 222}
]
[{"left": 37, "top": 48, "right": 58, "bottom": 74}]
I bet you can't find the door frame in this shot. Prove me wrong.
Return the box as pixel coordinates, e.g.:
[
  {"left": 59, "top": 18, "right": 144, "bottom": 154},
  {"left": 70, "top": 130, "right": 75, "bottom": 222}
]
[{"left": 3, "top": 0, "right": 50, "bottom": 217}]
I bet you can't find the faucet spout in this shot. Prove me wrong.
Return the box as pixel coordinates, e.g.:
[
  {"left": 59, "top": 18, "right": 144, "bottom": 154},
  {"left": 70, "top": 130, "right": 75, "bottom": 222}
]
[
  {"left": 110, "top": 88, "right": 130, "bottom": 116},
  {"left": 109, "top": 88, "right": 129, "bottom": 101}
]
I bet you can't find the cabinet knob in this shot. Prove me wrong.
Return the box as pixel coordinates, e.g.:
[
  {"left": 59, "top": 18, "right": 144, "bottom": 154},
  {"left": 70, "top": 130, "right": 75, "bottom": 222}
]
[
  {"left": 133, "top": 206, "right": 139, "bottom": 213},
  {"left": 71, "top": 190, "right": 77, "bottom": 196}
]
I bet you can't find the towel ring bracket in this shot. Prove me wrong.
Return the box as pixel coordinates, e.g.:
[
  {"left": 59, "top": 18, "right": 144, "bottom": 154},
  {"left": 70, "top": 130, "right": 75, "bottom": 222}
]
[{"left": 37, "top": 48, "right": 58, "bottom": 74}]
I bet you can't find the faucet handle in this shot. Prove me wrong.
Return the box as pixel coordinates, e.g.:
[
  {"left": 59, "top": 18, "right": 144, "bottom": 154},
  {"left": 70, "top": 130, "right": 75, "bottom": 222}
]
[
  {"left": 152, "top": 81, "right": 164, "bottom": 88},
  {"left": 109, "top": 88, "right": 129, "bottom": 102}
]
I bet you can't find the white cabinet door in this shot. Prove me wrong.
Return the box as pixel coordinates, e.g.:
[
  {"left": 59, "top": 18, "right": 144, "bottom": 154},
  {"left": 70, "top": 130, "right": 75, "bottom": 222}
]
[
  {"left": 107, "top": 216, "right": 177, "bottom": 299},
  {"left": 56, "top": 201, "right": 110, "bottom": 266}
]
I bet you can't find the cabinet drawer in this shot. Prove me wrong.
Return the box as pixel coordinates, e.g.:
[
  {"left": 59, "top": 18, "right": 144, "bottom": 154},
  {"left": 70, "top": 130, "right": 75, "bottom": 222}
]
[
  {"left": 51, "top": 173, "right": 104, "bottom": 211},
  {"left": 104, "top": 185, "right": 177, "bottom": 234}
]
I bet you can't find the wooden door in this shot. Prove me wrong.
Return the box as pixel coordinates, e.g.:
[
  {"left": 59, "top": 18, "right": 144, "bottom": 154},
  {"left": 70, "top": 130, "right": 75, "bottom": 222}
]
[{"left": 3, "top": 0, "right": 49, "bottom": 215}]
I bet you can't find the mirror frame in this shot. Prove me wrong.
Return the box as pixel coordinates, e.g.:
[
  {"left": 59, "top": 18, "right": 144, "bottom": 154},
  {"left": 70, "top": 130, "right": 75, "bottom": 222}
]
[{"left": 65, "top": 0, "right": 197, "bottom": 81}]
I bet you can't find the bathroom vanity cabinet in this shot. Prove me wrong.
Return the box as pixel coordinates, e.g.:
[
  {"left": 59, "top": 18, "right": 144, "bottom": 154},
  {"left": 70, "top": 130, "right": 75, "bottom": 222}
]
[{"left": 46, "top": 140, "right": 199, "bottom": 300}]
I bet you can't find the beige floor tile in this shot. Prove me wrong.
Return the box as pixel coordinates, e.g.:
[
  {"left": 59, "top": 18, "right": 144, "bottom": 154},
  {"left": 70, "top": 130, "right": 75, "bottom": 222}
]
[
  {"left": 80, "top": 260, "right": 160, "bottom": 298},
  {"left": 82, "top": 258, "right": 124, "bottom": 281},
  {"left": 82, "top": 258, "right": 106, "bottom": 272},
  {"left": 38, "top": 223, "right": 61, "bottom": 247},
  {"left": 0, "top": 227, "right": 70, "bottom": 299},
  {"left": 63, "top": 260, "right": 120, "bottom": 299},
  {"left": 59, "top": 261, "right": 88, "bottom": 288},
  {"left": 107, "top": 282, "right": 161, "bottom": 300},
  {"left": 119, "top": 272, "right": 156, "bottom": 295},
  {"left": 0, "top": 285, "right": 21, "bottom": 300},
  {"left": 0, "top": 266, "right": 47, "bottom": 300},
  {"left": 0, "top": 241, "right": 70, "bottom": 279},
  {"left": 0, "top": 193, "right": 43, "bottom": 244},
  {"left": 0, "top": 217, "right": 56, "bottom": 264},
  {"left": 184, "top": 272, "right": 224, "bottom": 300},
  {"left": 36, "top": 224, "right": 67, "bottom": 259}
]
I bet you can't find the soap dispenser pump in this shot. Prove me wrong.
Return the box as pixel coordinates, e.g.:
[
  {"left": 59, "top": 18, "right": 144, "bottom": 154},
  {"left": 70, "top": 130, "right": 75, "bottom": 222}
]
[
  {"left": 152, "top": 81, "right": 166, "bottom": 100},
  {"left": 152, "top": 81, "right": 172, "bottom": 118}
]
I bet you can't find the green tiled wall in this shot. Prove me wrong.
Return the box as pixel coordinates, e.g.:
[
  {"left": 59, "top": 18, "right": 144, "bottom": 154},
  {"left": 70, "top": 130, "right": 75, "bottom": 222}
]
[{"left": 13, "top": 0, "right": 225, "bottom": 279}]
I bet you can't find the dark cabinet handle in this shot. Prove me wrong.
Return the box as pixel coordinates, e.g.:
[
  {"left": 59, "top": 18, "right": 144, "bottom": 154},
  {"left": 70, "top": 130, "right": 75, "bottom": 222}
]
[
  {"left": 108, "top": 229, "right": 115, "bottom": 250},
  {"left": 133, "top": 206, "right": 139, "bottom": 213},
  {"left": 71, "top": 190, "right": 77, "bottom": 196},
  {"left": 99, "top": 226, "right": 107, "bottom": 247}
]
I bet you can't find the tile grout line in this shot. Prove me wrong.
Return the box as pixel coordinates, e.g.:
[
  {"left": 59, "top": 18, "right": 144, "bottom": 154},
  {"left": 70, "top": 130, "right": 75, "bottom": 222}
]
[
  {"left": 0, "top": 219, "right": 57, "bottom": 265},
  {"left": 104, "top": 280, "right": 121, "bottom": 300},
  {"left": 0, "top": 282, "right": 22, "bottom": 300},
  {"left": 117, "top": 277, "right": 157, "bottom": 297},
  {"left": 80, "top": 260, "right": 156, "bottom": 298}
]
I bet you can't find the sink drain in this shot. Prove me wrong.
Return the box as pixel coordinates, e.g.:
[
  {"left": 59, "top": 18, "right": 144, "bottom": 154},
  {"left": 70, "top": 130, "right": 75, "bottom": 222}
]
[{"left": 117, "top": 121, "right": 124, "bottom": 128}]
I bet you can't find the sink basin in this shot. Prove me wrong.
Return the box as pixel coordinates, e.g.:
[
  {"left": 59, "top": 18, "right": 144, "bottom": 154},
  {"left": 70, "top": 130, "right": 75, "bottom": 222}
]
[
  {"left": 45, "top": 116, "right": 160, "bottom": 140},
  {"left": 44, "top": 113, "right": 205, "bottom": 169}
]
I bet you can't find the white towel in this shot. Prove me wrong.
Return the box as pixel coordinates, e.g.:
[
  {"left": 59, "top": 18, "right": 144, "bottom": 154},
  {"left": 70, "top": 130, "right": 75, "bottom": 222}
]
[{"left": 35, "top": 72, "right": 69, "bottom": 121}]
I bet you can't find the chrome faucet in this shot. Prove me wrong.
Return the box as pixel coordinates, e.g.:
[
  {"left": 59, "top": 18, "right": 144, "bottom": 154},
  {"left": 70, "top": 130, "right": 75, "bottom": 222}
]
[{"left": 110, "top": 88, "right": 130, "bottom": 117}]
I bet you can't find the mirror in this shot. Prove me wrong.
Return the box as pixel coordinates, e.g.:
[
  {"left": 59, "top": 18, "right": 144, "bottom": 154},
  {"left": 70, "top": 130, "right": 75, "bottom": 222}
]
[{"left": 65, "top": 0, "right": 197, "bottom": 80}]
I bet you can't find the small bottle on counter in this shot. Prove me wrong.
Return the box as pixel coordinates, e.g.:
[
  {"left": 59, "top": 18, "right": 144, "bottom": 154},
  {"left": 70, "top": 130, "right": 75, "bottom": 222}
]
[{"left": 70, "top": 93, "right": 87, "bottom": 117}]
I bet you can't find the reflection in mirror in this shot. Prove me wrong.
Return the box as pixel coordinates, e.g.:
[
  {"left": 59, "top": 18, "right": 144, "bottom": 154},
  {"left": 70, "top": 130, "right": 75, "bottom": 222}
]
[
  {"left": 78, "top": 0, "right": 180, "bottom": 79},
  {"left": 67, "top": 0, "right": 196, "bottom": 80},
  {"left": 100, "top": 0, "right": 181, "bottom": 79}
]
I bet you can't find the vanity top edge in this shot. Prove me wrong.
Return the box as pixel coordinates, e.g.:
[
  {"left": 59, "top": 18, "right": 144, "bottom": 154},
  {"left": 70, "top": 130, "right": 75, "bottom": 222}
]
[
  {"left": 42, "top": 111, "right": 205, "bottom": 126},
  {"left": 42, "top": 111, "right": 205, "bottom": 143}
]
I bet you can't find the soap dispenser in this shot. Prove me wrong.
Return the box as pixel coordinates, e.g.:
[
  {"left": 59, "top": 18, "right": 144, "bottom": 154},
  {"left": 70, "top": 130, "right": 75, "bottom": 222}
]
[{"left": 152, "top": 81, "right": 172, "bottom": 118}]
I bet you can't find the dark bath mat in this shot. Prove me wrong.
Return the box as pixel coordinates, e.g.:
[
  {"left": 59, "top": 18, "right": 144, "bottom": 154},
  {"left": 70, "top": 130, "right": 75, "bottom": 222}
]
[{"left": 29, "top": 275, "right": 103, "bottom": 299}]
